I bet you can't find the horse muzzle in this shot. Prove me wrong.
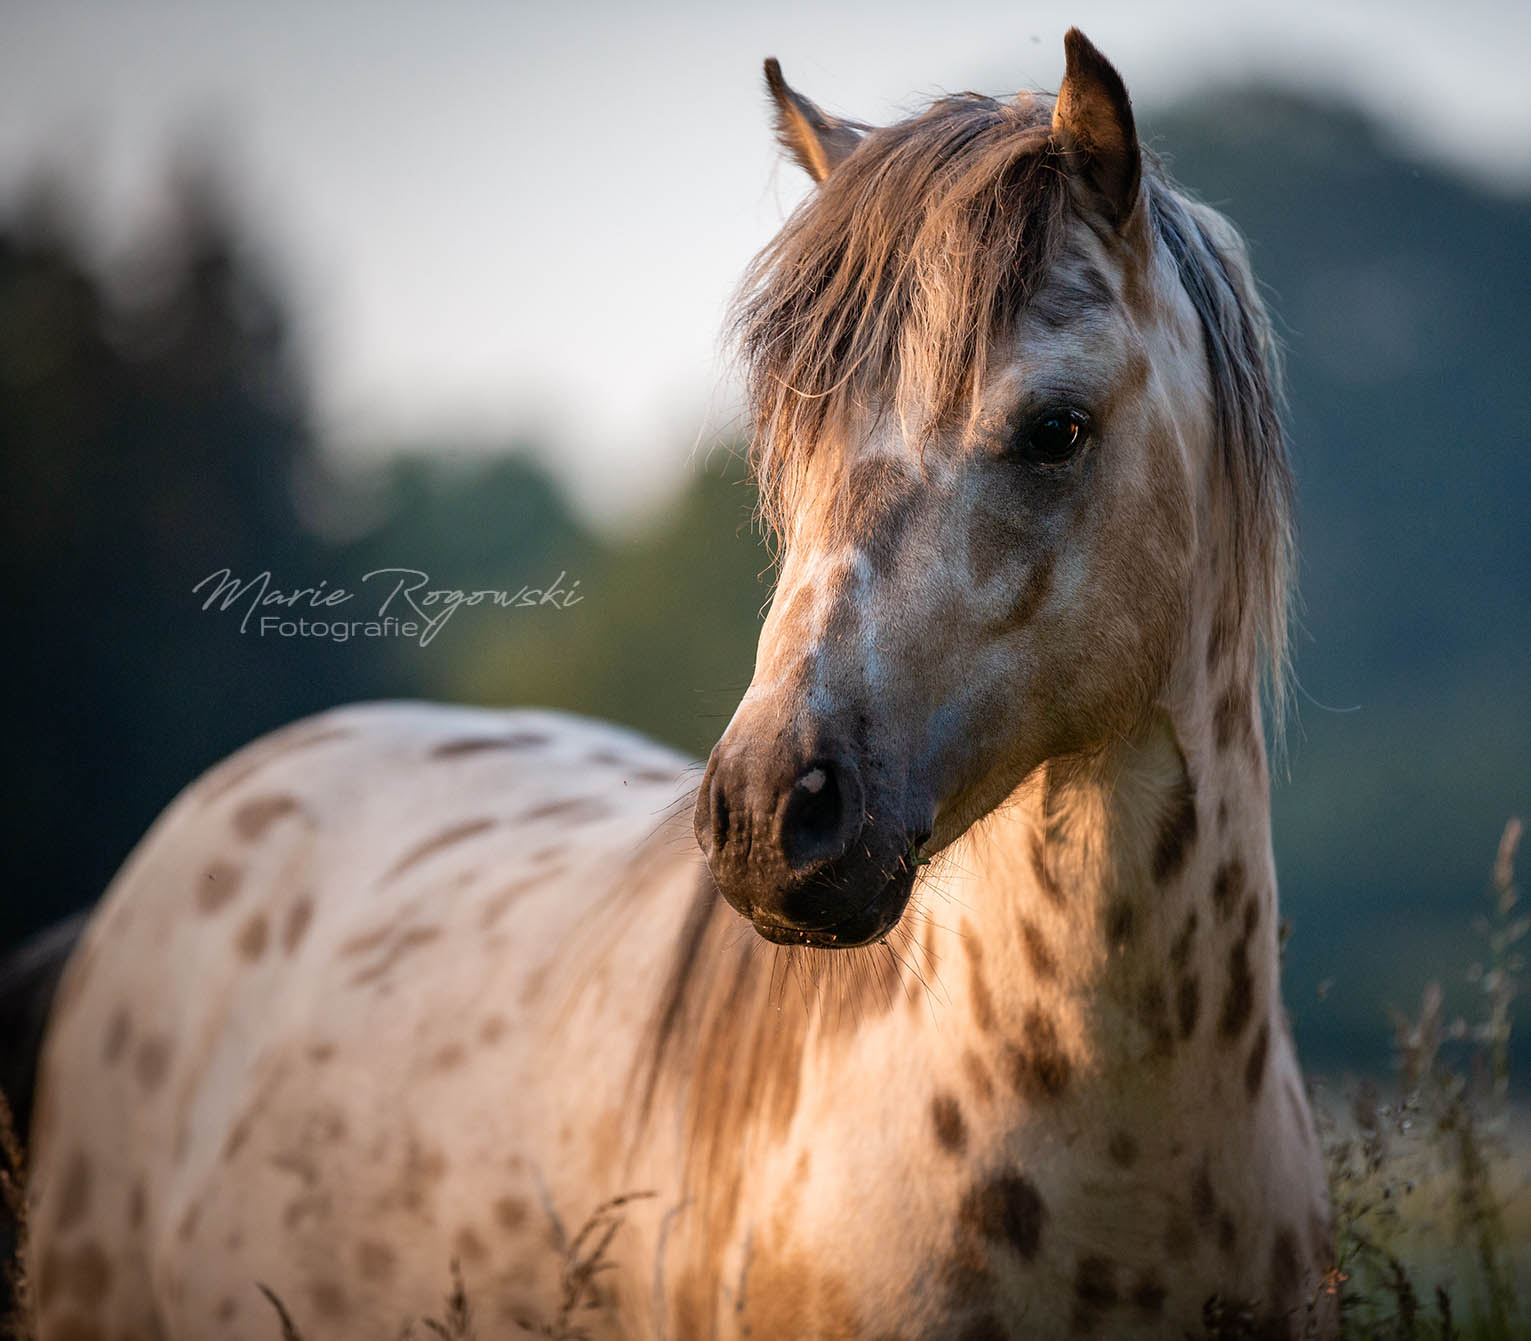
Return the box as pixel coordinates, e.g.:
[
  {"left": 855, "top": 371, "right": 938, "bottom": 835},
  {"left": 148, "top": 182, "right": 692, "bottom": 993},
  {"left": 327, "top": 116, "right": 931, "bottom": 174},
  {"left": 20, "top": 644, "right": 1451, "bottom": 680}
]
[{"left": 693, "top": 742, "right": 928, "bottom": 948}]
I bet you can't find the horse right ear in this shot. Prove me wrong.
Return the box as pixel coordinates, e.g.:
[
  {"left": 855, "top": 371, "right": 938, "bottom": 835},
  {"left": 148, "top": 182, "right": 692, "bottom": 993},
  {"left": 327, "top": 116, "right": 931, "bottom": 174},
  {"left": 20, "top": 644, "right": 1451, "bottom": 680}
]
[
  {"left": 763, "top": 58, "right": 865, "bottom": 183},
  {"left": 1050, "top": 28, "right": 1142, "bottom": 228}
]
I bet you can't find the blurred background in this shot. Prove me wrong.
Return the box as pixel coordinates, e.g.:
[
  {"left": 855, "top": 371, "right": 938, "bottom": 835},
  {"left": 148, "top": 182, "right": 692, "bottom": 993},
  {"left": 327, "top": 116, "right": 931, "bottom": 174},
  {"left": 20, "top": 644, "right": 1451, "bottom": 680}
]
[{"left": 1, "top": 0, "right": 1527, "bottom": 1092}]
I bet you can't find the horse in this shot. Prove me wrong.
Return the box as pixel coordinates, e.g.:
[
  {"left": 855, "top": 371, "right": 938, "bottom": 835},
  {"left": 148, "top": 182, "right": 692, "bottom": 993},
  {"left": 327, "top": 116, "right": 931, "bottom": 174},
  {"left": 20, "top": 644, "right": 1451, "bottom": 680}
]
[{"left": 21, "top": 29, "right": 1335, "bottom": 1340}]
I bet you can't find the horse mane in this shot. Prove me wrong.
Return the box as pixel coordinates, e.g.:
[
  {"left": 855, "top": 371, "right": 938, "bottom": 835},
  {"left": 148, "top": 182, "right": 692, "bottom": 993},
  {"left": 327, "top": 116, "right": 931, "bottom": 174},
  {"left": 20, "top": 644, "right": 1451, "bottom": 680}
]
[{"left": 731, "top": 86, "right": 1294, "bottom": 728}]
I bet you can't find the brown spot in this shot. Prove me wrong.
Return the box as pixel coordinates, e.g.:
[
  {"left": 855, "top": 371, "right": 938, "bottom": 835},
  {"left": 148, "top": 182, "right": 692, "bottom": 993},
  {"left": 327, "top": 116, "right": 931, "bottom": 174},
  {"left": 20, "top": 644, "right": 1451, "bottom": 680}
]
[
  {"left": 349, "top": 925, "right": 444, "bottom": 988},
  {"left": 357, "top": 1239, "right": 397, "bottom": 1282},
  {"left": 235, "top": 912, "right": 269, "bottom": 961},
  {"left": 308, "top": 1042, "right": 336, "bottom": 1065},
  {"left": 282, "top": 895, "right": 314, "bottom": 953},
  {"left": 1010, "top": 1009, "right": 1071, "bottom": 1100},
  {"left": 1151, "top": 750, "right": 1198, "bottom": 884},
  {"left": 102, "top": 1008, "right": 132, "bottom": 1065},
  {"left": 1073, "top": 1255, "right": 1118, "bottom": 1330},
  {"left": 493, "top": 1196, "right": 528, "bottom": 1233},
  {"left": 1028, "top": 832, "right": 1067, "bottom": 906},
  {"left": 1106, "top": 1131, "right": 1137, "bottom": 1168},
  {"left": 1220, "top": 937, "right": 1255, "bottom": 1040},
  {"left": 519, "top": 796, "right": 610, "bottom": 825},
  {"left": 1018, "top": 918, "right": 1056, "bottom": 981},
  {"left": 959, "top": 1172, "right": 1046, "bottom": 1261},
  {"left": 1242, "top": 894, "right": 1260, "bottom": 937},
  {"left": 963, "top": 1049, "right": 994, "bottom": 1102},
  {"left": 232, "top": 794, "right": 301, "bottom": 841},
  {"left": 1137, "top": 979, "right": 1173, "bottom": 1059},
  {"left": 1212, "top": 859, "right": 1245, "bottom": 922},
  {"left": 1214, "top": 685, "right": 1252, "bottom": 754},
  {"left": 1244, "top": 1019, "right": 1270, "bottom": 1098},
  {"left": 958, "top": 1315, "right": 1009, "bottom": 1341},
  {"left": 1177, "top": 973, "right": 1201, "bottom": 1040},
  {"left": 430, "top": 732, "right": 549, "bottom": 758},
  {"left": 38, "top": 1239, "right": 111, "bottom": 1310},
  {"left": 135, "top": 1035, "right": 171, "bottom": 1091},
  {"left": 962, "top": 926, "right": 997, "bottom": 1034},
  {"left": 1269, "top": 1226, "right": 1301, "bottom": 1304},
  {"left": 197, "top": 860, "right": 243, "bottom": 914},
  {"left": 310, "top": 1279, "right": 347, "bottom": 1319},
  {"left": 1131, "top": 1272, "right": 1167, "bottom": 1316},
  {"left": 1170, "top": 909, "right": 1198, "bottom": 970},
  {"left": 433, "top": 1043, "right": 466, "bottom": 1071},
  {"left": 222, "top": 1117, "right": 252, "bottom": 1162},
  {"left": 217, "top": 1297, "right": 237, "bottom": 1322},
  {"left": 340, "top": 925, "right": 391, "bottom": 957},
  {"left": 480, "top": 1015, "right": 507, "bottom": 1045},
  {"left": 480, "top": 867, "right": 567, "bottom": 929},
  {"left": 453, "top": 1225, "right": 488, "bottom": 1262},
  {"left": 931, "top": 1093, "right": 967, "bottom": 1154},
  {"left": 1104, "top": 898, "right": 1135, "bottom": 947},
  {"left": 39, "top": 1313, "right": 103, "bottom": 1341},
  {"left": 382, "top": 819, "right": 496, "bottom": 882},
  {"left": 1191, "top": 1161, "right": 1217, "bottom": 1227}
]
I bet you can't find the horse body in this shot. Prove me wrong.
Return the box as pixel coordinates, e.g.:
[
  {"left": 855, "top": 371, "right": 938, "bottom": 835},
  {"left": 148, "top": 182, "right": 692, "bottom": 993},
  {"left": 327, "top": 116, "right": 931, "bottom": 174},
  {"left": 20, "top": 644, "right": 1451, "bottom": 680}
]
[
  {"left": 27, "top": 30, "right": 1335, "bottom": 1340},
  {"left": 28, "top": 705, "right": 702, "bottom": 1336}
]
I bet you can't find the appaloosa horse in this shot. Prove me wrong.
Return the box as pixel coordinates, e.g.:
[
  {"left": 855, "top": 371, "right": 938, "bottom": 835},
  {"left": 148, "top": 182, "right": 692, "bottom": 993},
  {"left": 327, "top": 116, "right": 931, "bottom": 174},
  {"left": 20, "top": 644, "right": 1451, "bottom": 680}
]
[{"left": 25, "top": 29, "right": 1333, "bottom": 1340}]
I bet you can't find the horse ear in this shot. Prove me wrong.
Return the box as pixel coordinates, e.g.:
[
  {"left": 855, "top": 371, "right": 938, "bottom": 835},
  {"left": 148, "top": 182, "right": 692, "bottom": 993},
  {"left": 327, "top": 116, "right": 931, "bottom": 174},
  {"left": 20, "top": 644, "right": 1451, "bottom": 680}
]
[
  {"left": 1050, "top": 29, "right": 1142, "bottom": 228},
  {"left": 763, "top": 58, "right": 864, "bottom": 183}
]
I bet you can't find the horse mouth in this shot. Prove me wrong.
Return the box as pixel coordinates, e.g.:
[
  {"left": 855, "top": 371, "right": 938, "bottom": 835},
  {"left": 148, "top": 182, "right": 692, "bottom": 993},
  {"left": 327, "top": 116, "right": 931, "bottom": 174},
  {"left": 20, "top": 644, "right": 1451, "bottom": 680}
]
[{"left": 747, "top": 860, "right": 920, "bottom": 949}]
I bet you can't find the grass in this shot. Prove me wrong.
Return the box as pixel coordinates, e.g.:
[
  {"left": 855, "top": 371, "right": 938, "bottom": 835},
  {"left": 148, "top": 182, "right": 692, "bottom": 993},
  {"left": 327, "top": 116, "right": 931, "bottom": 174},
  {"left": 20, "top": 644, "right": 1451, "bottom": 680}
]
[
  {"left": 1316, "top": 817, "right": 1527, "bottom": 1340},
  {"left": 1, "top": 823, "right": 1525, "bottom": 1340},
  {"left": 0, "top": 1090, "right": 32, "bottom": 1341}
]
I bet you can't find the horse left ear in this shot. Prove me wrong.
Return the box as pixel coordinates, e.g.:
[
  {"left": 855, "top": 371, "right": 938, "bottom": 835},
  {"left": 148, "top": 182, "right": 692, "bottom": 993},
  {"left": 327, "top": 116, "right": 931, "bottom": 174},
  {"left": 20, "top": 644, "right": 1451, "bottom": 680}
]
[
  {"left": 763, "top": 58, "right": 865, "bottom": 183},
  {"left": 1050, "top": 28, "right": 1142, "bottom": 228}
]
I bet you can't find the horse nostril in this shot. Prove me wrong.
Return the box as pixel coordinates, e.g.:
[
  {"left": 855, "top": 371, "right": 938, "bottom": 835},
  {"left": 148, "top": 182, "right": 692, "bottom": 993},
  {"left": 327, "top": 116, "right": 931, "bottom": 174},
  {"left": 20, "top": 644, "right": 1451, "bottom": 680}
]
[
  {"left": 779, "top": 760, "right": 857, "bottom": 871},
  {"left": 710, "top": 777, "right": 730, "bottom": 854},
  {"left": 694, "top": 756, "right": 732, "bottom": 862}
]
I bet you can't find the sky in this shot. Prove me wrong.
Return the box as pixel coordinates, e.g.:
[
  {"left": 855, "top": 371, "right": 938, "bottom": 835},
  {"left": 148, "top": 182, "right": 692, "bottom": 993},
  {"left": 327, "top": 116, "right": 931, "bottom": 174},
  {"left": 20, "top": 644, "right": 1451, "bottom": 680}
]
[{"left": 2, "top": 0, "right": 1528, "bottom": 519}]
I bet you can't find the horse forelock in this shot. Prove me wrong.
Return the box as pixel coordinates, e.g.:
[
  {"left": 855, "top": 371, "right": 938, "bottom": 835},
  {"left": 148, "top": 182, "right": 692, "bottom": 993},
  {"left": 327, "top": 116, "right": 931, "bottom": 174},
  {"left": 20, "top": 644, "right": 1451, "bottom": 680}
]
[{"left": 733, "top": 91, "right": 1067, "bottom": 527}]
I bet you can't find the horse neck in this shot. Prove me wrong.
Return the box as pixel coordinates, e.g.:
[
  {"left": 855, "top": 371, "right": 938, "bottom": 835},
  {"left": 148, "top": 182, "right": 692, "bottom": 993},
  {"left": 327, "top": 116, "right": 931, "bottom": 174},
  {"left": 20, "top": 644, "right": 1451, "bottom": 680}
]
[{"left": 929, "top": 597, "right": 1279, "bottom": 1109}]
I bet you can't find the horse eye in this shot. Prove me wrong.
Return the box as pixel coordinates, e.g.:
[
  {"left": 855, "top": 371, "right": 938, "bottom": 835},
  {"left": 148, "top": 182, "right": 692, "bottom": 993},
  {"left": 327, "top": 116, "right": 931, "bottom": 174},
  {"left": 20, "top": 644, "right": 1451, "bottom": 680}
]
[{"left": 1012, "top": 408, "right": 1092, "bottom": 466}]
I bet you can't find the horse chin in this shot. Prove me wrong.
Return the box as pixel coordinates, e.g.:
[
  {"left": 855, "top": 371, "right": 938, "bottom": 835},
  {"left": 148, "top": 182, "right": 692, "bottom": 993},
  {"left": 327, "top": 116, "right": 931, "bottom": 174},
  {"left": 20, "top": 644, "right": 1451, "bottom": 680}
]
[{"left": 747, "top": 863, "right": 918, "bottom": 949}]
